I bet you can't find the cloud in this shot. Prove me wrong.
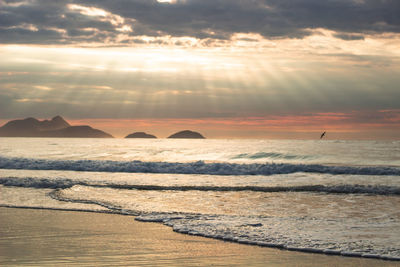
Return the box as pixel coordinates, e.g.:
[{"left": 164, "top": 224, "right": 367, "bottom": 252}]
[
  {"left": 333, "top": 33, "right": 365, "bottom": 41},
  {"left": 0, "top": 0, "right": 399, "bottom": 45}
]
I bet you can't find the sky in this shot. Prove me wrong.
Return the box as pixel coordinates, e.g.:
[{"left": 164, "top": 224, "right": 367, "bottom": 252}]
[{"left": 0, "top": 0, "right": 399, "bottom": 139}]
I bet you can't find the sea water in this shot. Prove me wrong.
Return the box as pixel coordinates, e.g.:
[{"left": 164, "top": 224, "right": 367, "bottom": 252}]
[{"left": 0, "top": 138, "right": 399, "bottom": 260}]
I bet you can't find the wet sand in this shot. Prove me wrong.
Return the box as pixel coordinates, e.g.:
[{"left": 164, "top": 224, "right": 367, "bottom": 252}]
[{"left": 0, "top": 207, "right": 397, "bottom": 266}]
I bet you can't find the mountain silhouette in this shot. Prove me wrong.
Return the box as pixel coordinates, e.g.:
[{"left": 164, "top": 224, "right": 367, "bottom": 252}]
[
  {"left": 125, "top": 132, "right": 157, "bottom": 138},
  {"left": 0, "top": 116, "right": 113, "bottom": 138},
  {"left": 168, "top": 130, "right": 205, "bottom": 139}
]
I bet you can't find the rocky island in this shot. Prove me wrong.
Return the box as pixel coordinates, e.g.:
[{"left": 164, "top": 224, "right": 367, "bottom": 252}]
[
  {"left": 0, "top": 116, "right": 113, "bottom": 138},
  {"left": 125, "top": 132, "right": 157, "bottom": 138},
  {"left": 168, "top": 130, "right": 205, "bottom": 139}
]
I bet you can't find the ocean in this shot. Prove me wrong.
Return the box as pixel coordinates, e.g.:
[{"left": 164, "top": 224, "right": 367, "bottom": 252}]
[{"left": 0, "top": 138, "right": 399, "bottom": 260}]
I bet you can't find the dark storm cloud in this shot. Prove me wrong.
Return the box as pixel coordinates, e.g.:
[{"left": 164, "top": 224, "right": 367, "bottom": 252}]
[
  {"left": 0, "top": 0, "right": 400, "bottom": 45},
  {"left": 0, "top": 28, "right": 64, "bottom": 44},
  {"left": 0, "top": 0, "right": 126, "bottom": 44},
  {"left": 333, "top": 33, "right": 365, "bottom": 41}
]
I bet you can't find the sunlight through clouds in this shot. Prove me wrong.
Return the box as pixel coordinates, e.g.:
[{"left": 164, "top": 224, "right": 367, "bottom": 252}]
[
  {"left": 0, "top": 0, "right": 400, "bottom": 138},
  {"left": 67, "top": 4, "right": 133, "bottom": 33}
]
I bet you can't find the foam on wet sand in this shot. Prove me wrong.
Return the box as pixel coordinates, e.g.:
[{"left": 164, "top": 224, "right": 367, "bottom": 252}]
[{"left": 0, "top": 207, "right": 397, "bottom": 266}]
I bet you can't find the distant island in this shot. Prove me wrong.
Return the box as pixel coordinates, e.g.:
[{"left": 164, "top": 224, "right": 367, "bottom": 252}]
[
  {"left": 0, "top": 116, "right": 113, "bottom": 138},
  {"left": 168, "top": 130, "right": 205, "bottom": 139},
  {"left": 125, "top": 132, "right": 157, "bottom": 138}
]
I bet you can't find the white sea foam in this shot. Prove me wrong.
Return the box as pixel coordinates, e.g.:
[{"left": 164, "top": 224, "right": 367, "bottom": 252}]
[
  {"left": 134, "top": 213, "right": 400, "bottom": 261},
  {"left": 0, "top": 185, "right": 110, "bottom": 212},
  {"left": 1, "top": 156, "right": 400, "bottom": 176},
  {"left": 0, "top": 138, "right": 399, "bottom": 261},
  {"left": 1, "top": 177, "right": 400, "bottom": 261},
  {"left": 1, "top": 138, "right": 399, "bottom": 166},
  {"left": 1, "top": 176, "right": 400, "bottom": 195},
  {"left": 37, "top": 184, "right": 398, "bottom": 261}
]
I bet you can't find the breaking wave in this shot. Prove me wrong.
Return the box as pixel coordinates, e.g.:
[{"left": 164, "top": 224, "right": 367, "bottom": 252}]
[
  {"left": 1, "top": 177, "right": 400, "bottom": 195},
  {"left": 0, "top": 156, "right": 400, "bottom": 176},
  {"left": 232, "top": 152, "right": 313, "bottom": 160},
  {"left": 135, "top": 213, "right": 400, "bottom": 261}
]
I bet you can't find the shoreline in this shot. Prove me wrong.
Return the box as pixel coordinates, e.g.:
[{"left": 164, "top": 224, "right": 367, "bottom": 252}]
[{"left": 0, "top": 207, "right": 398, "bottom": 266}]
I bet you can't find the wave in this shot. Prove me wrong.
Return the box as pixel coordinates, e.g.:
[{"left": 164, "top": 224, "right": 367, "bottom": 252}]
[
  {"left": 2, "top": 202, "right": 399, "bottom": 261},
  {"left": 232, "top": 152, "right": 313, "bottom": 160},
  {"left": 0, "top": 204, "right": 119, "bottom": 214},
  {"left": 1, "top": 177, "right": 400, "bottom": 195},
  {"left": 135, "top": 213, "right": 400, "bottom": 261},
  {"left": 0, "top": 156, "right": 400, "bottom": 176}
]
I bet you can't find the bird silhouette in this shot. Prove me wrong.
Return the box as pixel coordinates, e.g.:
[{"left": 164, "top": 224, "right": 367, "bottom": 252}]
[{"left": 320, "top": 131, "right": 326, "bottom": 139}]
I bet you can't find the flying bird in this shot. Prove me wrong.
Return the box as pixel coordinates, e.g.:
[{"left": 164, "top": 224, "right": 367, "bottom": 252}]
[{"left": 320, "top": 131, "right": 326, "bottom": 139}]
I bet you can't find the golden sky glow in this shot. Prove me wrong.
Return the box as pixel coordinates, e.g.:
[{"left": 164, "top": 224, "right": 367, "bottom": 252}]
[{"left": 1, "top": 1, "right": 400, "bottom": 139}]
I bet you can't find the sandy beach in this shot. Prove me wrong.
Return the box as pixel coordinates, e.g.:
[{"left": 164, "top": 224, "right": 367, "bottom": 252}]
[{"left": 0, "top": 207, "right": 397, "bottom": 266}]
